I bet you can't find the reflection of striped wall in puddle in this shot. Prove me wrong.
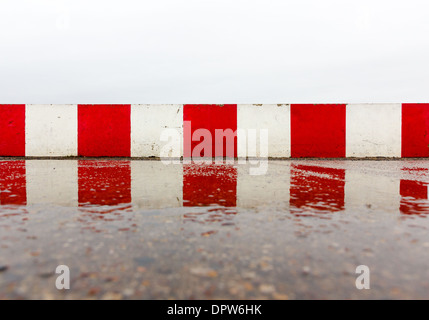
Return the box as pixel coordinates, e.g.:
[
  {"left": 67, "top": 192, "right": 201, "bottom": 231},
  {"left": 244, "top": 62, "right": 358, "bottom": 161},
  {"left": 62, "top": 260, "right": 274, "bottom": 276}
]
[
  {"left": 131, "top": 161, "right": 183, "bottom": 209},
  {"left": 1, "top": 161, "right": 429, "bottom": 215},
  {"left": 183, "top": 163, "right": 237, "bottom": 207},
  {"left": 78, "top": 160, "right": 131, "bottom": 206},
  {"left": 400, "top": 174, "right": 429, "bottom": 215},
  {"left": 26, "top": 160, "right": 78, "bottom": 206},
  {"left": 345, "top": 169, "right": 400, "bottom": 212},
  {"left": 236, "top": 162, "right": 290, "bottom": 208},
  {"left": 290, "top": 164, "right": 345, "bottom": 214},
  {"left": 0, "top": 161, "right": 26, "bottom": 205}
]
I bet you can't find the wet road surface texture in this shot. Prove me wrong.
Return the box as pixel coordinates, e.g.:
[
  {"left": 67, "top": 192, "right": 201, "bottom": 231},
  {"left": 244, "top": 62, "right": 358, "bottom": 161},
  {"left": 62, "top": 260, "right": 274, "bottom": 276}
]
[{"left": 1, "top": 159, "right": 429, "bottom": 299}]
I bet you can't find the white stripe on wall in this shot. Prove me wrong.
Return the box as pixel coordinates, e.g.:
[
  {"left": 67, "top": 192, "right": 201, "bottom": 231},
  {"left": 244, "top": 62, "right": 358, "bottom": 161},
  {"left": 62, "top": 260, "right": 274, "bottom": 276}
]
[
  {"left": 131, "top": 161, "right": 183, "bottom": 208},
  {"left": 26, "top": 160, "right": 78, "bottom": 206},
  {"left": 131, "top": 104, "right": 183, "bottom": 157},
  {"left": 237, "top": 104, "right": 291, "bottom": 158},
  {"left": 25, "top": 104, "right": 78, "bottom": 157},
  {"left": 346, "top": 103, "right": 401, "bottom": 157}
]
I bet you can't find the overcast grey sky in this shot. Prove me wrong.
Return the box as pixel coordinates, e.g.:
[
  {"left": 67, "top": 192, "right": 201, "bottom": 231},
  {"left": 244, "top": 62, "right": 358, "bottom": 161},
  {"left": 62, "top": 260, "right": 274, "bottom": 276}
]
[{"left": 1, "top": 0, "right": 429, "bottom": 104}]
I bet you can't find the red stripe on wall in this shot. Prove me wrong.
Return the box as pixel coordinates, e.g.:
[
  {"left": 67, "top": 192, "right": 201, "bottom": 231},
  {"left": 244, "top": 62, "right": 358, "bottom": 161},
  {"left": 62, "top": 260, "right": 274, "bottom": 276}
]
[
  {"left": 183, "top": 163, "right": 237, "bottom": 207},
  {"left": 183, "top": 104, "right": 237, "bottom": 158},
  {"left": 0, "top": 160, "right": 27, "bottom": 205},
  {"left": 78, "top": 105, "right": 131, "bottom": 157},
  {"left": 0, "top": 105, "right": 25, "bottom": 156},
  {"left": 402, "top": 103, "right": 429, "bottom": 157},
  {"left": 78, "top": 160, "right": 131, "bottom": 206},
  {"left": 291, "top": 104, "right": 346, "bottom": 158}
]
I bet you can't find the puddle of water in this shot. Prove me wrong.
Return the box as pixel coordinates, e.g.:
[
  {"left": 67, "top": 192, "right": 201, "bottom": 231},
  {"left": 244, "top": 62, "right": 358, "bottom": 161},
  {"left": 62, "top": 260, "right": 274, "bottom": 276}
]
[
  {"left": 0, "top": 159, "right": 428, "bottom": 215},
  {"left": 1, "top": 159, "right": 429, "bottom": 299}
]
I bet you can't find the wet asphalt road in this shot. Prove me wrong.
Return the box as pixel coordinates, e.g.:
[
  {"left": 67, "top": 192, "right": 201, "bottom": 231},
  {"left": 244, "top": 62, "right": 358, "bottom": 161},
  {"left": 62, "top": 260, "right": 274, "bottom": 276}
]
[{"left": 1, "top": 159, "right": 429, "bottom": 299}]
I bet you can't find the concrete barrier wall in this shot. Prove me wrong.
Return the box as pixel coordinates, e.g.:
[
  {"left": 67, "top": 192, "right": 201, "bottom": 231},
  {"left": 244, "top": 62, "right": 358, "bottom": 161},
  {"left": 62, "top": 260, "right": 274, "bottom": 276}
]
[{"left": 0, "top": 103, "right": 428, "bottom": 158}]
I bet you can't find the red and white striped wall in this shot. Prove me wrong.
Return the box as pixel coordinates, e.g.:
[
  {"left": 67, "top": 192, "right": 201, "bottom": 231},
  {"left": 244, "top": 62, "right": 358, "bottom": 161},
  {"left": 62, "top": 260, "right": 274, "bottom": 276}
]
[
  {"left": 1, "top": 104, "right": 429, "bottom": 158},
  {"left": 0, "top": 160, "right": 427, "bottom": 216}
]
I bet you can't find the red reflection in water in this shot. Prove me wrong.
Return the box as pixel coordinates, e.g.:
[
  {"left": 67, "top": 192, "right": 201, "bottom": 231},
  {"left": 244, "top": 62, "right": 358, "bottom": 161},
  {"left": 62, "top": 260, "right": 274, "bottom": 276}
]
[
  {"left": 290, "top": 164, "right": 345, "bottom": 214},
  {"left": 78, "top": 160, "right": 131, "bottom": 206},
  {"left": 183, "top": 163, "right": 237, "bottom": 207},
  {"left": 400, "top": 180, "right": 429, "bottom": 215},
  {"left": 0, "top": 161, "right": 26, "bottom": 205}
]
